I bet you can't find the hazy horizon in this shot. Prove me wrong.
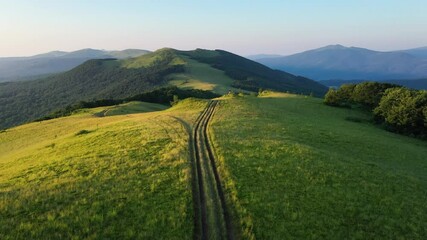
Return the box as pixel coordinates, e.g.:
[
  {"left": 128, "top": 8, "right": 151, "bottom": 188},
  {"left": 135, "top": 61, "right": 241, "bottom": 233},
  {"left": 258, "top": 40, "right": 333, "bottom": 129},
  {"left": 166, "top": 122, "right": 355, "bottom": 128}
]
[
  {"left": 1, "top": 0, "right": 426, "bottom": 57},
  {"left": 2, "top": 44, "right": 427, "bottom": 59}
]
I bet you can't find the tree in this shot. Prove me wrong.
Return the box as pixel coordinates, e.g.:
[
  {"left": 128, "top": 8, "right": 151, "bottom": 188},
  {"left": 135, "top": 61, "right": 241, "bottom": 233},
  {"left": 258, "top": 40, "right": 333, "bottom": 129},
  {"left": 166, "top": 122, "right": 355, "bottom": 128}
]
[
  {"left": 324, "top": 88, "right": 340, "bottom": 106},
  {"left": 171, "top": 95, "right": 179, "bottom": 106},
  {"left": 337, "top": 84, "right": 356, "bottom": 106},
  {"left": 374, "top": 88, "right": 427, "bottom": 136},
  {"left": 324, "top": 84, "right": 355, "bottom": 107},
  {"left": 351, "top": 82, "right": 397, "bottom": 109}
]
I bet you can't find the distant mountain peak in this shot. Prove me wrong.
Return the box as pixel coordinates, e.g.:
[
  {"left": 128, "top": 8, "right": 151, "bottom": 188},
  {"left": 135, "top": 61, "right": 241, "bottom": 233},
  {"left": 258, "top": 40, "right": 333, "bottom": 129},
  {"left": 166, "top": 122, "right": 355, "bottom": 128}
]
[
  {"left": 314, "top": 44, "right": 373, "bottom": 52},
  {"left": 328, "top": 44, "right": 346, "bottom": 48},
  {"left": 255, "top": 45, "right": 427, "bottom": 81},
  {"left": 317, "top": 44, "right": 347, "bottom": 50},
  {"left": 31, "top": 51, "right": 68, "bottom": 59}
]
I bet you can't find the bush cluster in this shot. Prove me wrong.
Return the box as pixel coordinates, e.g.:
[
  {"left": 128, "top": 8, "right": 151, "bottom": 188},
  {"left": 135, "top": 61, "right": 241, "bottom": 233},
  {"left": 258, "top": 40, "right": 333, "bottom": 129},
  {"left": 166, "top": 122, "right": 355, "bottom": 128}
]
[{"left": 324, "top": 82, "right": 427, "bottom": 138}]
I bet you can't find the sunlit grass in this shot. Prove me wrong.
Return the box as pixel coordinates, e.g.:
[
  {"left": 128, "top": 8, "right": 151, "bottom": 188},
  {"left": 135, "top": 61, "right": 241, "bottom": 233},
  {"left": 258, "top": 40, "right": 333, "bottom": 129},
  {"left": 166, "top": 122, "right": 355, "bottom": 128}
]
[
  {"left": 210, "top": 93, "right": 427, "bottom": 239},
  {"left": 121, "top": 48, "right": 185, "bottom": 69},
  {"left": 168, "top": 56, "right": 242, "bottom": 95},
  {"left": 93, "top": 101, "right": 168, "bottom": 117},
  {"left": 3, "top": 92, "right": 426, "bottom": 238},
  {"left": 0, "top": 99, "right": 205, "bottom": 239}
]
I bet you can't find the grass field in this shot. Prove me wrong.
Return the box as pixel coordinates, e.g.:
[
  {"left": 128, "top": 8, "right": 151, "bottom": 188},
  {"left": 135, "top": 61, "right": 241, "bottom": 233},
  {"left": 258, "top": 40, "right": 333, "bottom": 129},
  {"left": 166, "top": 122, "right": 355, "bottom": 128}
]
[
  {"left": 0, "top": 100, "right": 206, "bottom": 239},
  {"left": 210, "top": 92, "right": 427, "bottom": 239},
  {"left": 2, "top": 93, "right": 427, "bottom": 239}
]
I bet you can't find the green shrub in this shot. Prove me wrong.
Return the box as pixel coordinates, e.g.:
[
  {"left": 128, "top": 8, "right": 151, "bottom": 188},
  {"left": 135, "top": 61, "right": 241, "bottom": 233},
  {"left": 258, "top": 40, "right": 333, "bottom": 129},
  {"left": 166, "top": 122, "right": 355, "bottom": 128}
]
[
  {"left": 324, "top": 84, "right": 355, "bottom": 107},
  {"left": 352, "top": 82, "right": 397, "bottom": 109},
  {"left": 324, "top": 88, "right": 340, "bottom": 106},
  {"left": 374, "top": 88, "right": 427, "bottom": 137}
]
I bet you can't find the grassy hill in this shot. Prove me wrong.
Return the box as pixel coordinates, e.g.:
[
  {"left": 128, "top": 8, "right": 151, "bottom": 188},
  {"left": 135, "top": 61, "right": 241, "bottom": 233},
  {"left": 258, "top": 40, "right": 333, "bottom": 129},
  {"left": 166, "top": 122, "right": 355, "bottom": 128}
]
[
  {"left": 0, "top": 99, "right": 206, "bottom": 239},
  {"left": 167, "top": 56, "right": 240, "bottom": 94},
  {"left": 180, "top": 49, "right": 327, "bottom": 95},
  {"left": 1, "top": 93, "right": 426, "bottom": 239},
  {"left": 210, "top": 93, "right": 427, "bottom": 239},
  {"left": 0, "top": 48, "right": 327, "bottom": 130}
]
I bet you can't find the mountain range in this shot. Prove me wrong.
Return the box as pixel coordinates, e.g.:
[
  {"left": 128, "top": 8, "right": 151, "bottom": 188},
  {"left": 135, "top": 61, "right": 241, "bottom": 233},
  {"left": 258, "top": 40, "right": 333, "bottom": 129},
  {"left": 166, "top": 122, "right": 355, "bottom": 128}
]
[
  {"left": 252, "top": 45, "right": 427, "bottom": 81},
  {"left": 0, "top": 49, "right": 150, "bottom": 82},
  {"left": 0, "top": 48, "right": 327, "bottom": 129}
]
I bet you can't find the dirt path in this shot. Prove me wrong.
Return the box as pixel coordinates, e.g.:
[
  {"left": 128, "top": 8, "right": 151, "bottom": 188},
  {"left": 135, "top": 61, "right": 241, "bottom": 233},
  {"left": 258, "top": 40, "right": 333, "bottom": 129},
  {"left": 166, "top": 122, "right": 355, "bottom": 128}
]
[{"left": 192, "top": 100, "right": 234, "bottom": 240}]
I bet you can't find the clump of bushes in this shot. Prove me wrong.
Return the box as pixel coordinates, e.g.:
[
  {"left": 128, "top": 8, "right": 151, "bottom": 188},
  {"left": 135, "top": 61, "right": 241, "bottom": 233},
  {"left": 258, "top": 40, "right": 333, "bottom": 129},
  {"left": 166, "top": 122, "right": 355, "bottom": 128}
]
[
  {"left": 374, "top": 88, "right": 427, "bottom": 136},
  {"left": 324, "top": 82, "right": 427, "bottom": 139}
]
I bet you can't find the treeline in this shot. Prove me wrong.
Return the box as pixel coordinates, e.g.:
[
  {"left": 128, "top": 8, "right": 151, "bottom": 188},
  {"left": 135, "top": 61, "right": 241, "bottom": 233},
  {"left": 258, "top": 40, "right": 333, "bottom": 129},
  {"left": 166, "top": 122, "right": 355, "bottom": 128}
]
[
  {"left": 324, "top": 82, "right": 427, "bottom": 139},
  {"left": 36, "top": 87, "right": 219, "bottom": 121}
]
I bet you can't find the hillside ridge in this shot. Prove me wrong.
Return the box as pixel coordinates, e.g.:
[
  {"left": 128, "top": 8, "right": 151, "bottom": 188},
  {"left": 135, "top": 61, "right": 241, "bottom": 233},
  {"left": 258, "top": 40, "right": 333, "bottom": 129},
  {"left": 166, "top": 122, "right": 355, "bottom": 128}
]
[{"left": 0, "top": 48, "right": 327, "bottom": 130}]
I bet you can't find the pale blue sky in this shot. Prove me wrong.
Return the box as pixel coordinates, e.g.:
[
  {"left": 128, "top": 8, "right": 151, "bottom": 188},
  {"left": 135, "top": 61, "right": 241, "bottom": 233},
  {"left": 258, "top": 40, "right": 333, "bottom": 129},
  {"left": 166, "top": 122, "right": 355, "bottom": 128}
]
[{"left": 0, "top": 0, "right": 426, "bottom": 57}]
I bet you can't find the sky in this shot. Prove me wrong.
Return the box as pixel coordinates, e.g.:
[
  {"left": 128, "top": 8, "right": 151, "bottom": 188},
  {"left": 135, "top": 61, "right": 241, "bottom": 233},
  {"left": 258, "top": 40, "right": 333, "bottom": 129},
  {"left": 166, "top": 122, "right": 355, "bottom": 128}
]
[{"left": 0, "top": 0, "right": 426, "bottom": 57}]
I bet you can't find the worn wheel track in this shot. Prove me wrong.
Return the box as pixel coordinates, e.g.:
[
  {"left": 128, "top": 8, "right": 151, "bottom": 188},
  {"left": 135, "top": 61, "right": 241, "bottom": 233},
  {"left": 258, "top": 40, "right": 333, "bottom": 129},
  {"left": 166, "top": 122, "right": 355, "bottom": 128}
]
[{"left": 192, "top": 100, "right": 234, "bottom": 240}]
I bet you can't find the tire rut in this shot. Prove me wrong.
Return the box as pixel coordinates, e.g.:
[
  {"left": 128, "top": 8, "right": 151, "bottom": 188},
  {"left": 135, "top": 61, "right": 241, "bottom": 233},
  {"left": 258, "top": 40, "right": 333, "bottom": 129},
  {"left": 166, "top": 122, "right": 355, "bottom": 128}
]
[{"left": 192, "top": 100, "right": 234, "bottom": 240}]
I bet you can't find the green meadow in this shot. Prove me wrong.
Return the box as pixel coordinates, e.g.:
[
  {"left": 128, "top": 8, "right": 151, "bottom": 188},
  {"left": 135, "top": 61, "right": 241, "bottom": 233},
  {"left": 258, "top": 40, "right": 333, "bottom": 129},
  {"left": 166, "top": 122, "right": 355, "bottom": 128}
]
[
  {"left": 0, "top": 100, "right": 205, "bottom": 239},
  {"left": 210, "top": 92, "right": 427, "bottom": 239},
  {"left": 168, "top": 56, "right": 240, "bottom": 95},
  {"left": 1, "top": 93, "right": 426, "bottom": 239}
]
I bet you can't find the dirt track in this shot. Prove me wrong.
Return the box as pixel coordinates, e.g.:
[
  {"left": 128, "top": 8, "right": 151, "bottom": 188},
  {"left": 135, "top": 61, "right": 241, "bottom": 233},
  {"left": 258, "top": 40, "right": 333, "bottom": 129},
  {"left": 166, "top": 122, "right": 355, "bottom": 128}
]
[{"left": 191, "top": 100, "right": 234, "bottom": 240}]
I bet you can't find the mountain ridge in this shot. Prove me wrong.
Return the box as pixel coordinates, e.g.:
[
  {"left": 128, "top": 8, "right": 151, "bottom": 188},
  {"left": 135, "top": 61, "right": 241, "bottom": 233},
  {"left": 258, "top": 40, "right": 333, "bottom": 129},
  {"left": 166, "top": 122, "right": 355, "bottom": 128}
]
[{"left": 253, "top": 45, "right": 427, "bottom": 81}]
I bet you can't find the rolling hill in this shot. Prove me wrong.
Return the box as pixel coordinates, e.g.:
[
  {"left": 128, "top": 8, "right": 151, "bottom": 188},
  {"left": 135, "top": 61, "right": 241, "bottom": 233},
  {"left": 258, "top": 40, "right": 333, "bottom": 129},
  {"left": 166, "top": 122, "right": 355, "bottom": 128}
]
[
  {"left": 1, "top": 93, "right": 426, "bottom": 239},
  {"left": 0, "top": 48, "right": 150, "bottom": 82},
  {"left": 0, "top": 48, "right": 327, "bottom": 129},
  {"left": 255, "top": 45, "right": 427, "bottom": 81}
]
